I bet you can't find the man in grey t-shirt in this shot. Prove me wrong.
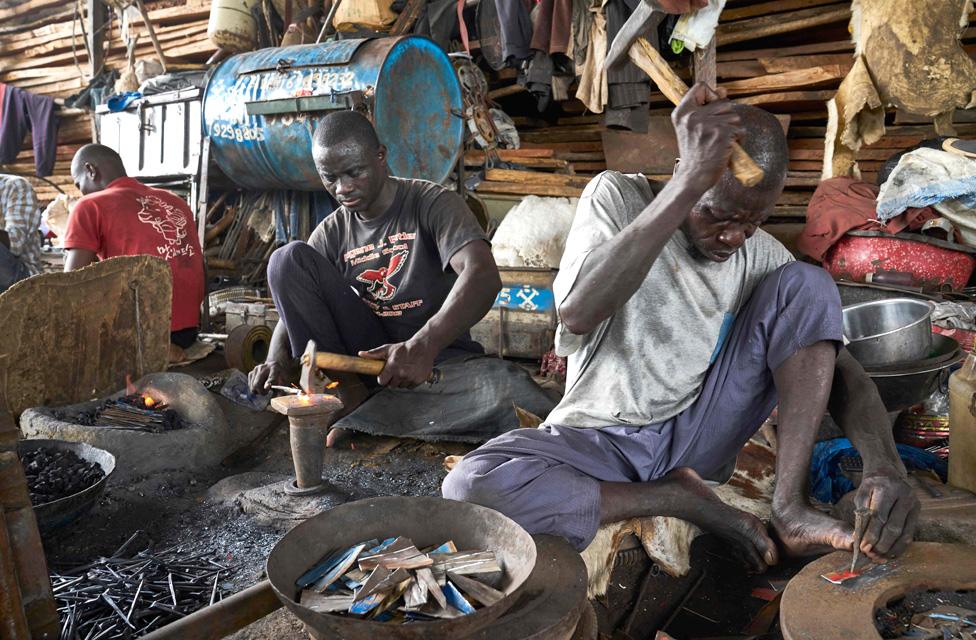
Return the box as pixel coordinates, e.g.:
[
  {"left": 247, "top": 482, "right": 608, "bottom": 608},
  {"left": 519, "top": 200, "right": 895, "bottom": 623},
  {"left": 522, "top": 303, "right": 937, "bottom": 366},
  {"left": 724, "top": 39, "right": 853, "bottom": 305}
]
[
  {"left": 445, "top": 85, "right": 919, "bottom": 570},
  {"left": 249, "top": 111, "right": 554, "bottom": 444}
]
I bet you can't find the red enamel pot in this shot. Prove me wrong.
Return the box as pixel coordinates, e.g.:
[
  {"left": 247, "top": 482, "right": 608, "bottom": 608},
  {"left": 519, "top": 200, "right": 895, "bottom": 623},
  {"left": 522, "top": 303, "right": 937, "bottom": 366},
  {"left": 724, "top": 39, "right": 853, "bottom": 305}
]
[{"left": 824, "top": 231, "right": 976, "bottom": 291}]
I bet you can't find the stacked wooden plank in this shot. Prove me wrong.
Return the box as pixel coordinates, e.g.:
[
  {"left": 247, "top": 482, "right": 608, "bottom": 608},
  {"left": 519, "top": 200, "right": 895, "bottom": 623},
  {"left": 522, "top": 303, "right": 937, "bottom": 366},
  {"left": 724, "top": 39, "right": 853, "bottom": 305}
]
[
  {"left": 476, "top": 0, "right": 976, "bottom": 220},
  {"left": 0, "top": 0, "right": 213, "bottom": 204}
]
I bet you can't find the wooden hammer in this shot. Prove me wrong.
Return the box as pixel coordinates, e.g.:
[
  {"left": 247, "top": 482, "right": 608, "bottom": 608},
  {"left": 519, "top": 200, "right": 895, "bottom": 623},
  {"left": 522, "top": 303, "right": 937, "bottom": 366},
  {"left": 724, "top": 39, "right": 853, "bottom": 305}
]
[
  {"left": 604, "top": 1, "right": 764, "bottom": 187},
  {"left": 299, "top": 340, "right": 441, "bottom": 393}
]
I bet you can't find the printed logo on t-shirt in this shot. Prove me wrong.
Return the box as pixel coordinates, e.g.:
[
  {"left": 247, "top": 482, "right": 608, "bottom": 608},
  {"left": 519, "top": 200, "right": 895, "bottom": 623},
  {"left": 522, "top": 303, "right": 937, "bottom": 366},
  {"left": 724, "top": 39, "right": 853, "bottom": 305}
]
[
  {"left": 136, "top": 195, "right": 195, "bottom": 261},
  {"left": 356, "top": 250, "right": 408, "bottom": 301},
  {"left": 343, "top": 232, "right": 424, "bottom": 317}
]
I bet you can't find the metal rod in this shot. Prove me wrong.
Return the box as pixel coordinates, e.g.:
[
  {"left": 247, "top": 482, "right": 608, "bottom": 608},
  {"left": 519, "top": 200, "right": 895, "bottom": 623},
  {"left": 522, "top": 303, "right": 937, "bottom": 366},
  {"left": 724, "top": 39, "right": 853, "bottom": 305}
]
[
  {"left": 140, "top": 580, "right": 281, "bottom": 640},
  {"left": 316, "top": 0, "right": 341, "bottom": 43}
]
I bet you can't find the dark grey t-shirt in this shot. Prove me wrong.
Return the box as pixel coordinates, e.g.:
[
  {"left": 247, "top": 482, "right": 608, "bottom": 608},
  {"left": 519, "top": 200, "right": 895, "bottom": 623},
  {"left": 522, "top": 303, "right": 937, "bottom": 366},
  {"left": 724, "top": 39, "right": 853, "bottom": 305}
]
[{"left": 307, "top": 177, "right": 488, "bottom": 359}]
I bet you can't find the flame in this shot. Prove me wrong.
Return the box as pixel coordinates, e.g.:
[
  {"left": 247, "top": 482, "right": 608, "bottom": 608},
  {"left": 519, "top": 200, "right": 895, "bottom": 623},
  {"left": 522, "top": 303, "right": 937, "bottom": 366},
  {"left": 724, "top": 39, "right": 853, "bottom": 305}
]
[
  {"left": 326, "top": 381, "right": 339, "bottom": 389},
  {"left": 142, "top": 394, "right": 156, "bottom": 408}
]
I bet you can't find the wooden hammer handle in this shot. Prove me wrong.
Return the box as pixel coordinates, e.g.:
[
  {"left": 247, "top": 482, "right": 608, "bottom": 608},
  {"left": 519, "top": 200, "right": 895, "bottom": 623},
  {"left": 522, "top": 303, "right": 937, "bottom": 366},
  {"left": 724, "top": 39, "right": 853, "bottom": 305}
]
[
  {"left": 312, "top": 351, "right": 442, "bottom": 383},
  {"left": 628, "top": 38, "right": 764, "bottom": 188},
  {"left": 313, "top": 352, "right": 385, "bottom": 376}
]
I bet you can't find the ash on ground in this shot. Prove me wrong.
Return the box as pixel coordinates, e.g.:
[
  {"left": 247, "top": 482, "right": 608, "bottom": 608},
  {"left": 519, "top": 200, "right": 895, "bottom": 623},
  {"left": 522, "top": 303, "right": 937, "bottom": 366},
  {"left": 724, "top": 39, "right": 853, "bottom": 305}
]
[{"left": 21, "top": 447, "right": 104, "bottom": 505}]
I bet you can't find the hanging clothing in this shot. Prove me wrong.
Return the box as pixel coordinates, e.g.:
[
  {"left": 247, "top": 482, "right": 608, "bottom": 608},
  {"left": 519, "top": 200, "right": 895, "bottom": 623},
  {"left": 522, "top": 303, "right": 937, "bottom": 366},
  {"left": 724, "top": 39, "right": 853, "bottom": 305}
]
[
  {"left": 0, "top": 84, "right": 58, "bottom": 177},
  {"left": 568, "top": 0, "right": 594, "bottom": 71},
  {"left": 530, "top": 0, "right": 574, "bottom": 56},
  {"left": 603, "top": 0, "right": 654, "bottom": 133},
  {"left": 496, "top": 0, "right": 534, "bottom": 64},
  {"left": 575, "top": 1, "right": 608, "bottom": 114}
]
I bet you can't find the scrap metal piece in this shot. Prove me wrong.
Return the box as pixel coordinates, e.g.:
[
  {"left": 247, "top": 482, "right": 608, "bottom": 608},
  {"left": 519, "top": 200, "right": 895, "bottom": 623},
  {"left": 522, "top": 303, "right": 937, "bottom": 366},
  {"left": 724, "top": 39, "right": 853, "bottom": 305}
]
[
  {"left": 604, "top": 0, "right": 666, "bottom": 70},
  {"left": 851, "top": 507, "right": 873, "bottom": 573}
]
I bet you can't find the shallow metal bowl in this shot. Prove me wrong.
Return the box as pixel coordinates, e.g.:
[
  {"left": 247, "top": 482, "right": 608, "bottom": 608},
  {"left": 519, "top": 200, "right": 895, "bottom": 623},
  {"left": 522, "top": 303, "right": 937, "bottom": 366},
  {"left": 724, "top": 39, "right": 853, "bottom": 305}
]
[
  {"left": 17, "top": 439, "right": 116, "bottom": 532},
  {"left": 864, "top": 334, "right": 964, "bottom": 412},
  {"left": 266, "top": 496, "right": 537, "bottom": 640},
  {"left": 843, "top": 298, "right": 936, "bottom": 367}
]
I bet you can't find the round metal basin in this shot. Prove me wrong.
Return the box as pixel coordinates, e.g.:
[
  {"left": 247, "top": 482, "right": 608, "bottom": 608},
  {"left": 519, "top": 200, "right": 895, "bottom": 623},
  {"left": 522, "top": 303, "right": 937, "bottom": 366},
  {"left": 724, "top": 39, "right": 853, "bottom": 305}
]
[
  {"left": 843, "top": 298, "right": 936, "bottom": 367},
  {"left": 17, "top": 439, "right": 116, "bottom": 532},
  {"left": 864, "top": 334, "right": 964, "bottom": 412},
  {"left": 266, "top": 496, "right": 537, "bottom": 640}
]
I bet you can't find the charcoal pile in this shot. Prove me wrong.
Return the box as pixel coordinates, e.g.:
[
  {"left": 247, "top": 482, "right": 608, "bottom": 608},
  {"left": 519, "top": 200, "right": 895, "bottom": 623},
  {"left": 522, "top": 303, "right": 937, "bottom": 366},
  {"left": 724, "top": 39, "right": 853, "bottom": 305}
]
[
  {"left": 296, "top": 536, "right": 504, "bottom": 623},
  {"left": 21, "top": 447, "right": 105, "bottom": 505},
  {"left": 55, "top": 394, "right": 189, "bottom": 433},
  {"left": 52, "top": 537, "right": 233, "bottom": 639}
]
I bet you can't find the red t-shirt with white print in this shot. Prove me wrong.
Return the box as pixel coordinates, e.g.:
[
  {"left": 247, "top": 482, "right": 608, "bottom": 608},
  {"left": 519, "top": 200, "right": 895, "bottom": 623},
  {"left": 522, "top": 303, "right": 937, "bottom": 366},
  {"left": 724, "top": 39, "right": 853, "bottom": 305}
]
[{"left": 63, "top": 177, "right": 204, "bottom": 332}]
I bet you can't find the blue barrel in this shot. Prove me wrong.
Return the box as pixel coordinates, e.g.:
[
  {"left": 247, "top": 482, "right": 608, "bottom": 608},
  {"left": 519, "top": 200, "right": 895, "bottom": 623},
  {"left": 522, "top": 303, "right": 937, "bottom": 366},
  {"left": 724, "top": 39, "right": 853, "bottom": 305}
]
[{"left": 202, "top": 36, "right": 464, "bottom": 190}]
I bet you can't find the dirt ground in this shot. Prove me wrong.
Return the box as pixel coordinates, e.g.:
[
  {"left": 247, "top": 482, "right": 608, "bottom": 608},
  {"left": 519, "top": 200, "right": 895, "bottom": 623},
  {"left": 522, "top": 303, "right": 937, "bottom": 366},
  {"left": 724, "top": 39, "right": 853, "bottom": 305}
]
[{"left": 36, "top": 355, "right": 804, "bottom": 639}]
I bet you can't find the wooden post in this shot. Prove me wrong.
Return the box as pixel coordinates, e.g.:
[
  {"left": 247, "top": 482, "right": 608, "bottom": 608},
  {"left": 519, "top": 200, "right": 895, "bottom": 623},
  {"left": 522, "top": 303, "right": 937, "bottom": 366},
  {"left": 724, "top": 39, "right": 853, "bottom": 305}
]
[
  {"left": 0, "top": 452, "right": 59, "bottom": 639},
  {"left": 0, "top": 510, "right": 31, "bottom": 639},
  {"left": 693, "top": 36, "right": 717, "bottom": 87},
  {"left": 87, "top": 0, "right": 107, "bottom": 77}
]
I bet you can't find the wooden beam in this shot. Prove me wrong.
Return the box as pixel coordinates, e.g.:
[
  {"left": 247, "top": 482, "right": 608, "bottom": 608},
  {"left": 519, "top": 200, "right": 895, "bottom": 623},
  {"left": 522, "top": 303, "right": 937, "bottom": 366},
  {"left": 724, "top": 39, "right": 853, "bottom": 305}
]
[
  {"left": 759, "top": 52, "right": 854, "bottom": 74},
  {"left": 87, "top": 0, "right": 106, "bottom": 76},
  {"left": 720, "top": 65, "right": 847, "bottom": 96},
  {"left": 717, "top": 39, "right": 853, "bottom": 63},
  {"left": 475, "top": 181, "right": 584, "bottom": 198},
  {"left": 736, "top": 90, "right": 834, "bottom": 108},
  {"left": 693, "top": 36, "right": 717, "bottom": 87},
  {"left": 717, "top": 4, "right": 851, "bottom": 47},
  {"left": 721, "top": 0, "right": 841, "bottom": 22},
  {"left": 390, "top": 0, "right": 425, "bottom": 35},
  {"left": 484, "top": 168, "right": 591, "bottom": 188}
]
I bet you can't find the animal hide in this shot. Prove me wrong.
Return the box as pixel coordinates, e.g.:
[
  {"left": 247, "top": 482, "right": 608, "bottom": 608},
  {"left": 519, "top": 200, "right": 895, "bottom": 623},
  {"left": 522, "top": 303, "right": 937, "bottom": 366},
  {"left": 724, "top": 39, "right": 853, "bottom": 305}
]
[
  {"left": 824, "top": 0, "right": 976, "bottom": 178},
  {"left": 580, "top": 439, "right": 776, "bottom": 599}
]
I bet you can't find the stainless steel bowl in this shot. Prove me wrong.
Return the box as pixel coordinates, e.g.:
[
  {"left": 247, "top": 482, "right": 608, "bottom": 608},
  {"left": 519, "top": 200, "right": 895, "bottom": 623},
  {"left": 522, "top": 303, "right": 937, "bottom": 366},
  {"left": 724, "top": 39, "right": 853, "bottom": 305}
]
[
  {"left": 865, "top": 334, "right": 964, "bottom": 412},
  {"left": 843, "top": 298, "right": 936, "bottom": 367}
]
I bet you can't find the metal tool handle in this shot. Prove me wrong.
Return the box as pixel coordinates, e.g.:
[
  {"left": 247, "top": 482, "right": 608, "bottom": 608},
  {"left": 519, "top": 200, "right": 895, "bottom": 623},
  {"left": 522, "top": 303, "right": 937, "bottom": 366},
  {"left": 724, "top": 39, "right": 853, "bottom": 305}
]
[
  {"left": 311, "top": 351, "right": 441, "bottom": 384},
  {"left": 628, "top": 37, "right": 764, "bottom": 188}
]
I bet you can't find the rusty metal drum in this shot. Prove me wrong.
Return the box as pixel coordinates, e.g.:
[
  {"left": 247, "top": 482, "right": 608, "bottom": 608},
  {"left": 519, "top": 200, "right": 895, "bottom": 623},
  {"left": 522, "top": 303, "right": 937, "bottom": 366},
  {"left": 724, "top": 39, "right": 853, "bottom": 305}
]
[{"left": 203, "top": 36, "right": 464, "bottom": 190}]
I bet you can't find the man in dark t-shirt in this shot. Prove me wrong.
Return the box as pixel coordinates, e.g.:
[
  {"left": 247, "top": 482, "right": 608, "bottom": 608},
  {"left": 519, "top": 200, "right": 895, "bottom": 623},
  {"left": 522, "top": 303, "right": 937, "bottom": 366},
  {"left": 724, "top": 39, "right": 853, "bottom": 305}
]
[{"left": 249, "top": 111, "right": 506, "bottom": 445}]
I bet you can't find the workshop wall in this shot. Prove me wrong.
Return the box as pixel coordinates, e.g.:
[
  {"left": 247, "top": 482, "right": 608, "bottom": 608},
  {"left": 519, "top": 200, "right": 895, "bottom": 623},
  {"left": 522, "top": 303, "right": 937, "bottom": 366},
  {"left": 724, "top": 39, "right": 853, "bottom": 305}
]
[{"left": 0, "top": 0, "right": 214, "bottom": 204}]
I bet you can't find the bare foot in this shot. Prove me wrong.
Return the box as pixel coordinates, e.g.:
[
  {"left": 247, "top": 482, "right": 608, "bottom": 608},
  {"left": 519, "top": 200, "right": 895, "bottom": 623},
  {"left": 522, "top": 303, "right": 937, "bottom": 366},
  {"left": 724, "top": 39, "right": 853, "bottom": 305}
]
[
  {"left": 660, "top": 468, "right": 779, "bottom": 572},
  {"left": 772, "top": 502, "right": 853, "bottom": 557},
  {"left": 325, "top": 427, "right": 354, "bottom": 448}
]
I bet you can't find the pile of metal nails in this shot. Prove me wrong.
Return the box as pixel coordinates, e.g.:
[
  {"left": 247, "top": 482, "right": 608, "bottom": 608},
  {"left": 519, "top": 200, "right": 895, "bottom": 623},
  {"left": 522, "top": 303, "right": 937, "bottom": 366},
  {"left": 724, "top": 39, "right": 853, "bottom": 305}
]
[
  {"left": 51, "top": 533, "right": 233, "bottom": 639},
  {"left": 55, "top": 394, "right": 188, "bottom": 434},
  {"left": 296, "top": 536, "right": 504, "bottom": 623}
]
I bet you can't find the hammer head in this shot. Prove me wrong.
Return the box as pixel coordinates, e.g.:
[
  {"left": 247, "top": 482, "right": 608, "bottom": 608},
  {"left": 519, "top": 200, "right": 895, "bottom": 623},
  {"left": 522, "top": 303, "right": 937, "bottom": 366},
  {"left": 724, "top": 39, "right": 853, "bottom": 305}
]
[
  {"left": 299, "top": 339, "right": 328, "bottom": 394},
  {"left": 604, "top": 0, "right": 666, "bottom": 70}
]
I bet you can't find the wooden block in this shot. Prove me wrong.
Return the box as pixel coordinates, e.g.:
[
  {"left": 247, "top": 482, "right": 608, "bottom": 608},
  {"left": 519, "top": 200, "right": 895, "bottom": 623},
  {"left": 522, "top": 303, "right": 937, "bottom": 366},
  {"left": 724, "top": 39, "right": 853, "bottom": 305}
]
[
  {"left": 475, "top": 182, "right": 584, "bottom": 198},
  {"left": 0, "top": 509, "right": 30, "bottom": 639}
]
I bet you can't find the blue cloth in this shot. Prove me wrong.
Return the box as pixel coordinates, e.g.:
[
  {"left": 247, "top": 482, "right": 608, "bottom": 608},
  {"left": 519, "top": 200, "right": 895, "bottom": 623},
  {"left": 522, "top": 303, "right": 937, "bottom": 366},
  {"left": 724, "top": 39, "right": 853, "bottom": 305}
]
[
  {"left": 809, "top": 437, "right": 948, "bottom": 504},
  {"left": 106, "top": 92, "right": 142, "bottom": 112}
]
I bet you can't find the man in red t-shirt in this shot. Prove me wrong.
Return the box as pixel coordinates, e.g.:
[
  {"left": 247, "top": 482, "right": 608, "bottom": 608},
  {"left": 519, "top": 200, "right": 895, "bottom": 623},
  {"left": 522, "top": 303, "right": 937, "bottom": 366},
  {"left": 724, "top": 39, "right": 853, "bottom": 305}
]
[{"left": 63, "top": 144, "right": 205, "bottom": 362}]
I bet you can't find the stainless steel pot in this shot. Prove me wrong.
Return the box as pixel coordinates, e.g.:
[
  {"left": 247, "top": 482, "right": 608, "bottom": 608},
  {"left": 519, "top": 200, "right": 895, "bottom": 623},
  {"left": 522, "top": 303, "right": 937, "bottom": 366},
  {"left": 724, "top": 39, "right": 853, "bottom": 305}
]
[
  {"left": 843, "top": 298, "right": 936, "bottom": 367},
  {"left": 865, "top": 335, "right": 963, "bottom": 412}
]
